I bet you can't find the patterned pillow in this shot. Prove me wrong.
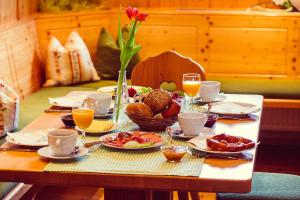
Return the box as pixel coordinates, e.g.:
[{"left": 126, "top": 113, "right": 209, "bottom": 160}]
[
  {"left": 0, "top": 80, "right": 19, "bottom": 136},
  {"left": 44, "top": 31, "right": 100, "bottom": 87}
]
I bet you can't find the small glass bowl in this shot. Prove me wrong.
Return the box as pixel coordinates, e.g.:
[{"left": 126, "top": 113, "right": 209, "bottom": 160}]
[
  {"left": 205, "top": 113, "right": 219, "bottom": 128},
  {"left": 161, "top": 145, "right": 188, "bottom": 162},
  {"left": 59, "top": 114, "right": 75, "bottom": 127}
]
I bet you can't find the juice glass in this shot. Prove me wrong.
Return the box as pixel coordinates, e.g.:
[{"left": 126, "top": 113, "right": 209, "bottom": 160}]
[
  {"left": 182, "top": 73, "right": 201, "bottom": 111},
  {"left": 72, "top": 104, "right": 94, "bottom": 144}
]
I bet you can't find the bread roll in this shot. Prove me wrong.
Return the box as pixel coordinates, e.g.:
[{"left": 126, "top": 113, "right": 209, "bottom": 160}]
[
  {"left": 126, "top": 103, "right": 153, "bottom": 118},
  {"left": 144, "top": 90, "right": 171, "bottom": 114}
]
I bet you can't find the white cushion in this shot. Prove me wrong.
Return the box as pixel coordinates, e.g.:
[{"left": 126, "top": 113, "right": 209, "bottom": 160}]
[
  {"left": 0, "top": 80, "right": 19, "bottom": 136},
  {"left": 44, "top": 31, "right": 100, "bottom": 87}
]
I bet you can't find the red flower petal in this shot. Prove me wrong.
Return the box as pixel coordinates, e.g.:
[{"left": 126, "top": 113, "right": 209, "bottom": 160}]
[
  {"left": 131, "top": 7, "right": 139, "bottom": 19},
  {"left": 125, "top": 6, "right": 133, "bottom": 19},
  {"left": 136, "top": 12, "right": 148, "bottom": 21}
]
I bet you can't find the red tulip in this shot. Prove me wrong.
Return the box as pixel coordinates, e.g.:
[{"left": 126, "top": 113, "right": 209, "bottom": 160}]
[
  {"left": 125, "top": 6, "right": 148, "bottom": 22},
  {"left": 125, "top": 6, "right": 139, "bottom": 20},
  {"left": 136, "top": 12, "right": 148, "bottom": 21}
]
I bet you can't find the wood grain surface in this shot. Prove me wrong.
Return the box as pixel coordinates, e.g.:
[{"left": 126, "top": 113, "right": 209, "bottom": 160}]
[
  {"left": 131, "top": 51, "right": 206, "bottom": 91},
  {"left": 0, "top": 19, "right": 42, "bottom": 99}
]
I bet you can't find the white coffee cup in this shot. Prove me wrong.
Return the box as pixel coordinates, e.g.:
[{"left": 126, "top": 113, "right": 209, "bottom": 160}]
[
  {"left": 178, "top": 112, "right": 208, "bottom": 136},
  {"left": 48, "top": 129, "right": 78, "bottom": 157},
  {"left": 87, "top": 93, "right": 112, "bottom": 115},
  {"left": 200, "top": 81, "right": 220, "bottom": 101}
]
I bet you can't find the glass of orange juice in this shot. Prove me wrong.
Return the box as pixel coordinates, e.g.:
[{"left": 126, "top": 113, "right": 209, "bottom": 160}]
[
  {"left": 72, "top": 101, "right": 94, "bottom": 144},
  {"left": 182, "top": 73, "right": 201, "bottom": 111}
]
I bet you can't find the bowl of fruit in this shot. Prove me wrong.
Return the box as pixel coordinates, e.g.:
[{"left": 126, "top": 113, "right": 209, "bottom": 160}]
[{"left": 126, "top": 89, "right": 181, "bottom": 131}]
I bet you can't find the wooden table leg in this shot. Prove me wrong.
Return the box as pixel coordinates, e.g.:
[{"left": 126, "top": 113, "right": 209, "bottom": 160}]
[
  {"left": 104, "top": 188, "right": 151, "bottom": 200},
  {"left": 177, "top": 192, "right": 189, "bottom": 200},
  {"left": 152, "top": 191, "right": 173, "bottom": 200}
]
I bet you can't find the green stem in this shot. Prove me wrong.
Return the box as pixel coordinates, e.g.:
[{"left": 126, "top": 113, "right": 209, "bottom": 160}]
[
  {"left": 116, "top": 19, "right": 138, "bottom": 122},
  {"left": 115, "top": 68, "right": 125, "bottom": 122}
]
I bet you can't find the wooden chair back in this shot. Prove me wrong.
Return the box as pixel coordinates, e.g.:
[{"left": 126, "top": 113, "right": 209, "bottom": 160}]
[{"left": 131, "top": 51, "right": 206, "bottom": 91}]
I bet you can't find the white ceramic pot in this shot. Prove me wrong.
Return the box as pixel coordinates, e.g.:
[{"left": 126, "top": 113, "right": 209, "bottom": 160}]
[{"left": 291, "top": 0, "right": 300, "bottom": 11}]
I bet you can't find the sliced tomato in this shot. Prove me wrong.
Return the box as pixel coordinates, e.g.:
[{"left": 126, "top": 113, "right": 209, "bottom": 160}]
[{"left": 141, "top": 133, "right": 162, "bottom": 143}]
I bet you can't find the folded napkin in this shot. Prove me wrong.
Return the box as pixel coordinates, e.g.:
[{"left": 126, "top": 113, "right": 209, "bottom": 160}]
[
  {"left": 188, "top": 135, "right": 208, "bottom": 150},
  {"left": 207, "top": 102, "right": 260, "bottom": 115},
  {"left": 49, "top": 95, "right": 87, "bottom": 107},
  {"left": 7, "top": 129, "right": 54, "bottom": 146}
]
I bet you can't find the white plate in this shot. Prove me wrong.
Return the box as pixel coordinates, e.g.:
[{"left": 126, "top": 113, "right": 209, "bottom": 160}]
[
  {"left": 171, "top": 127, "right": 215, "bottom": 139},
  {"left": 203, "top": 101, "right": 260, "bottom": 116},
  {"left": 75, "top": 123, "right": 118, "bottom": 135},
  {"left": 37, "top": 146, "right": 88, "bottom": 160},
  {"left": 6, "top": 135, "right": 47, "bottom": 147},
  {"left": 194, "top": 93, "right": 227, "bottom": 104},
  {"left": 97, "top": 85, "right": 143, "bottom": 95},
  {"left": 188, "top": 135, "right": 258, "bottom": 155},
  {"left": 49, "top": 95, "right": 87, "bottom": 107},
  {"left": 100, "top": 132, "right": 164, "bottom": 150}
]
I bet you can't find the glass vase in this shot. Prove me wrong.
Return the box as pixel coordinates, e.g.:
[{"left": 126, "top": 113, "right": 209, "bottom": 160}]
[{"left": 114, "top": 70, "right": 129, "bottom": 124}]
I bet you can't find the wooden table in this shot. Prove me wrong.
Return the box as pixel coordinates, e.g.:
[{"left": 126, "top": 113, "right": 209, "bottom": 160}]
[{"left": 0, "top": 94, "right": 263, "bottom": 200}]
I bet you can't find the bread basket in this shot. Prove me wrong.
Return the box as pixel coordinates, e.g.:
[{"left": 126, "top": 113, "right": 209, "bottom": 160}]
[{"left": 126, "top": 112, "right": 178, "bottom": 131}]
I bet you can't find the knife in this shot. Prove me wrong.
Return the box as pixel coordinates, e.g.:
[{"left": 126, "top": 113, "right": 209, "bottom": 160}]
[{"left": 0, "top": 147, "right": 37, "bottom": 152}]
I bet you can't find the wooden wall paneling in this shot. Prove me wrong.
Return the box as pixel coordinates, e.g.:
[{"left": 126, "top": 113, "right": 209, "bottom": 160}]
[
  {"left": 35, "top": 10, "right": 300, "bottom": 82},
  {"left": 136, "top": 25, "right": 198, "bottom": 61},
  {"left": 0, "top": 0, "right": 17, "bottom": 25},
  {"left": 197, "top": 15, "right": 210, "bottom": 72},
  {"left": 36, "top": 13, "right": 111, "bottom": 61},
  {"left": 108, "top": 0, "right": 273, "bottom": 9},
  {"left": 0, "top": 0, "right": 38, "bottom": 27},
  {"left": 17, "top": 0, "right": 38, "bottom": 20},
  {"left": 208, "top": 27, "right": 287, "bottom": 75},
  {"left": 204, "top": 15, "right": 292, "bottom": 79},
  {"left": 0, "top": 41, "right": 17, "bottom": 89},
  {"left": 9, "top": 21, "right": 42, "bottom": 97},
  {"left": 0, "top": 20, "right": 42, "bottom": 98},
  {"left": 284, "top": 17, "right": 299, "bottom": 78},
  {"left": 108, "top": 12, "right": 204, "bottom": 61}
]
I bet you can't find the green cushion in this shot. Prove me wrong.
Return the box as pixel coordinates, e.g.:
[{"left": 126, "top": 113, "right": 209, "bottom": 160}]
[
  {"left": 0, "top": 182, "right": 17, "bottom": 199},
  {"left": 218, "top": 172, "right": 300, "bottom": 200},
  {"left": 214, "top": 78, "right": 300, "bottom": 99},
  {"left": 78, "top": 80, "right": 118, "bottom": 90},
  {"left": 19, "top": 86, "right": 94, "bottom": 130},
  {"left": 19, "top": 80, "right": 126, "bottom": 130},
  {"left": 94, "top": 28, "right": 140, "bottom": 80}
]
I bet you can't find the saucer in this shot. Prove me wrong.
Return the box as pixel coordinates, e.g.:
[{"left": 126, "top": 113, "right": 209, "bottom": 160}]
[
  {"left": 171, "top": 127, "right": 215, "bottom": 139},
  {"left": 37, "top": 146, "right": 88, "bottom": 160},
  {"left": 75, "top": 122, "right": 118, "bottom": 135},
  {"left": 193, "top": 93, "right": 226, "bottom": 104},
  {"left": 94, "top": 108, "right": 113, "bottom": 119}
]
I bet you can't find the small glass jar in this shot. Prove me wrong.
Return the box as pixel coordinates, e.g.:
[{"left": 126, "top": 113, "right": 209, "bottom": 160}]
[{"left": 161, "top": 145, "right": 188, "bottom": 163}]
